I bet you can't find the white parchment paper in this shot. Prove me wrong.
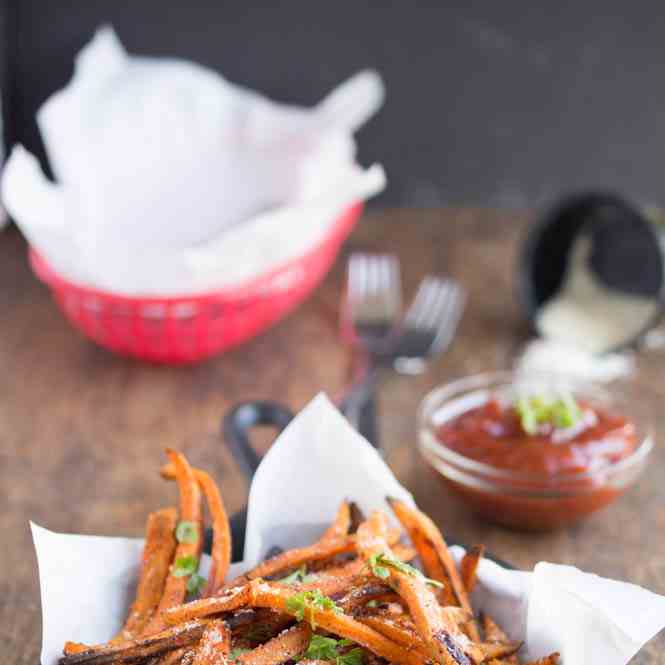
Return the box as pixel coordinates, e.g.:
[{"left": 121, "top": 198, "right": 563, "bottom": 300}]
[
  {"left": 32, "top": 394, "right": 665, "bottom": 665},
  {"left": 2, "top": 28, "right": 386, "bottom": 295}
]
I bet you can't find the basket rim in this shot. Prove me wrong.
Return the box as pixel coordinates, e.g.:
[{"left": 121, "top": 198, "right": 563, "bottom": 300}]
[{"left": 29, "top": 202, "right": 362, "bottom": 304}]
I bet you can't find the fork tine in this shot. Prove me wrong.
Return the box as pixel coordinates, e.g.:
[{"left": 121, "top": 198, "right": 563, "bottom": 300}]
[
  {"left": 431, "top": 283, "right": 466, "bottom": 353},
  {"left": 404, "top": 278, "right": 433, "bottom": 327},
  {"left": 382, "top": 255, "right": 401, "bottom": 312},
  {"left": 424, "top": 279, "right": 451, "bottom": 329},
  {"left": 346, "top": 252, "right": 402, "bottom": 326},
  {"left": 406, "top": 277, "right": 448, "bottom": 328}
]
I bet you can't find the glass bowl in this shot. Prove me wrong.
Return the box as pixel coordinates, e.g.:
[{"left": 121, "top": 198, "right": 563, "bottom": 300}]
[{"left": 418, "top": 371, "right": 654, "bottom": 530}]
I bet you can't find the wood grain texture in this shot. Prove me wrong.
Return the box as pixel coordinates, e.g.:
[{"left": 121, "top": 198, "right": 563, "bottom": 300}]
[{"left": 2, "top": 209, "right": 663, "bottom": 663}]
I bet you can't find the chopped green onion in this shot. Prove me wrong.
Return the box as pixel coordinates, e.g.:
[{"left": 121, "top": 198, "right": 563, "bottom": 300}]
[
  {"left": 338, "top": 648, "right": 364, "bottom": 665},
  {"left": 299, "top": 634, "right": 364, "bottom": 665},
  {"left": 285, "top": 589, "right": 341, "bottom": 627},
  {"left": 186, "top": 572, "right": 206, "bottom": 595},
  {"left": 230, "top": 647, "right": 251, "bottom": 662},
  {"left": 277, "top": 564, "right": 317, "bottom": 585},
  {"left": 172, "top": 554, "right": 198, "bottom": 578},
  {"left": 367, "top": 552, "right": 443, "bottom": 588},
  {"left": 302, "top": 634, "right": 342, "bottom": 661},
  {"left": 175, "top": 520, "right": 199, "bottom": 544},
  {"left": 514, "top": 393, "right": 582, "bottom": 435}
]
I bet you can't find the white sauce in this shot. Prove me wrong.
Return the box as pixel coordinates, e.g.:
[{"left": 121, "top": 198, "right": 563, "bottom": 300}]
[
  {"left": 535, "top": 234, "right": 658, "bottom": 354},
  {"left": 515, "top": 338, "right": 634, "bottom": 382}
]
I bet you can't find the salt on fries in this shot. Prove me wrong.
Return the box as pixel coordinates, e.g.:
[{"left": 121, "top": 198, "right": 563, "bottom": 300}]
[{"left": 59, "top": 451, "right": 559, "bottom": 665}]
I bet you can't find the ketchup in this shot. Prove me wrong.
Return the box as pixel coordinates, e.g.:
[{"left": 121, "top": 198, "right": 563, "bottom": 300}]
[
  {"left": 428, "top": 396, "right": 643, "bottom": 530},
  {"left": 437, "top": 398, "right": 638, "bottom": 476}
]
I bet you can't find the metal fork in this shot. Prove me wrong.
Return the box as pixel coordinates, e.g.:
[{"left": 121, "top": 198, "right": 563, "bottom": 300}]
[
  {"left": 343, "top": 252, "right": 402, "bottom": 350},
  {"left": 390, "top": 276, "right": 467, "bottom": 375},
  {"left": 340, "top": 272, "right": 466, "bottom": 447},
  {"left": 338, "top": 253, "right": 402, "bottom": 442}
]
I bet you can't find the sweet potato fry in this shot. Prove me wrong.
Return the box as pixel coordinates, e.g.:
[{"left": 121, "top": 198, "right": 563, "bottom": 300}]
[
  {"left": 180, "top": 651, "right": 197, "bottom": 665},
  {"left": 478, "top": 641, "right": 523, "bottom": 660},
  {"left": 460, "top": 546, "right": 485, "bottom": 595},
  {"left": 191, "top": 620, "right": 231, "bottom": 665},
  {"left": 293, "top": 543, "right": 414, "bottom": 597},
  {"left": 481, "top": 614, "right": 518, "bottom": 665},
  {"left": 358, "top": 610, "right": 429, "bottom": 655},
  {"left": 236, "top": 623, "right": 311, "bottom": 665},
  {"left": 59, "top": 620, "right": 208, "bottom": 665},
  {"left": 387, "top": 498, "right": 478, "bottom": 640},
  {"left": 158, "top": 647, "right": 189, "bottom": 665},
  {"left": 232, "top": 525, "right": 402, "bottom": 586},
  {"left": 164, "top": 584, "right": 251, "bottom": 624},
  {"left": 348, "top": 502, "right": 365, "bottom": 534},
  {"left": 337, "top": 581, "right": 396, "bottom": 612},
  {"left": 241, "top": 608, "right": 297, "bottom": 643},
  {"left": 161, "top": 464, "right": 231, "bottom": 596},
  {"left": 523, "top": 654, "right": 559, "bottom": 665},
  {"left": 247, "top": 581, "right": 427, "bottom": 665},
  {"left": 114, "top": 507, "right": 179, "bottom": 641},
  {"left": 321, "top": 500, "right": 352, "bottom": 542},
  {"left": 243, "top": 538, "right": 357, "bottom": 581},
  {"left": 357, "top": 511, "right": 482, "bottom": 665},
  {"left": 143, "top": 451, "right": 203, "bottom": 636}
]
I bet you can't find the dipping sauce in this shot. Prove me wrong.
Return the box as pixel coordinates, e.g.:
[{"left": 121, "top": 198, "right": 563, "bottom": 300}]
[
  {"left": 437, "top": 398, "right": 638, "bottom": 477},
  {"left": 419, "top": 374, "right": 651, "bottom": 531}
]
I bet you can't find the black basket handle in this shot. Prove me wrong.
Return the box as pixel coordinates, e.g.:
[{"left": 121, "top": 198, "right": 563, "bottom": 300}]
[{"left": 216, "top": 400, "right": 294, "bottom": 561}]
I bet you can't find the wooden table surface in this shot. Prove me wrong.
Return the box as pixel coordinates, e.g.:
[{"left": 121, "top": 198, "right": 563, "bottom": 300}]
[{"left": 2, "top": 209, "right": 664, "bottom": 664}]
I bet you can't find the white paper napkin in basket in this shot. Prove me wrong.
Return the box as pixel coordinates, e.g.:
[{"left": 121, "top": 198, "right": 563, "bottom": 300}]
[
  {"left": 32, "top": 394, "right": 665, "bottom": 665},
  {"left": 3, "top": 27, "right": 386, "bottom": 295}
]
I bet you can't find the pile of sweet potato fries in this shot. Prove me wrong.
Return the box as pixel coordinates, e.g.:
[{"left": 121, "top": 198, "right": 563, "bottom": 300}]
[{"left": 59, "top": 450, "right": 559, "bottom": 665}]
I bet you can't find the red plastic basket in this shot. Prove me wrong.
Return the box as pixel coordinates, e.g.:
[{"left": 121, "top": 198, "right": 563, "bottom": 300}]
[{"left": 30, "top": 203, "right": 362, "bottom": 364}]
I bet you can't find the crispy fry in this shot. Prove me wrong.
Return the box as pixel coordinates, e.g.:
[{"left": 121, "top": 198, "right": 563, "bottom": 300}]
[
  {"left": 115, "top": 507, "right": 179, "bottom": 641},
  {"left": 523, "top": 654, "right": 559, "bottom": 665},
  {"left": 197, "top": 471, "right": 231, "bottom": 596},
  {"left": 63, "top": 643, "right": 88, "bottom": 655},
  {"left": 441, "top": 607, "right": 473, "bottom": 625},
  {"left": 231, "top": 527, "right": 402, "bottom": 586},
  {"left": 460, "top": 546, "right": 485, "bottom": 595},
  {"left": 337, "top": 580, "right": 396, "bottom": 612},
  {"left": 238, "top": 608, "right": 295, "bottom": 643},
  {"left": 180, "top": 651, "right": 197, "bottom": 665},
  {"left": 349, "top": 502, "right": 366, "bottom": 534},
  {"left": 142, "top": 451, "right": 203, "bottom": 636},
  {"left": 237, "top": 623, "right": 311, "bottom": 665},
  {"left": 191, "top": 620, "right": 230, "bottom": 665},
  {"left": 248, "top": 581, "right": 427, "bottom": 665},
  {"left": 58, "top": 620, "right": 208, "bottom": 665},
  {"left": 294, "top": 543, "right": 415, "bottom": 596},
  {"left": 164, "top": 584, "right": 251, "bottom": 624},
  {"left": 482, "top": 614, "right": 518, "bottom": 665},
  {"left": 387, "top": 498, "right": 478, "bottom": 640},
  {"left": 359, "top": 610, "right": 429, "bottom": 655},
  {"left": 242, "top": 538, "right": 355, "bottom": 582},
  {"left": 158, "top": 648, "right": 189, "bottom": 665},
  {"left": 478, "top": 642, "right": 523, "bottom": 660},
  {"left": 357, "top": 511, "right": 482, "bottom": 665},
  {"left": 162, "top": 464, "right": 231, "bottom": 596},
  {"left": 321, "top": 500, "right": 352, "bottom": 542}
]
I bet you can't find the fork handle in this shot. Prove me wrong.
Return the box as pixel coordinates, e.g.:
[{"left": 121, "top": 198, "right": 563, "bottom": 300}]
[{"left": 337, "top": 351, "right": 381, "bottom": 449}]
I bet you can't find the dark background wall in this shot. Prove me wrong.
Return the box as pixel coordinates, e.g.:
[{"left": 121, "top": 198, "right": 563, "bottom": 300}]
[{"left": 5, "top": 1, "right": 665, "bottom": 208}]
